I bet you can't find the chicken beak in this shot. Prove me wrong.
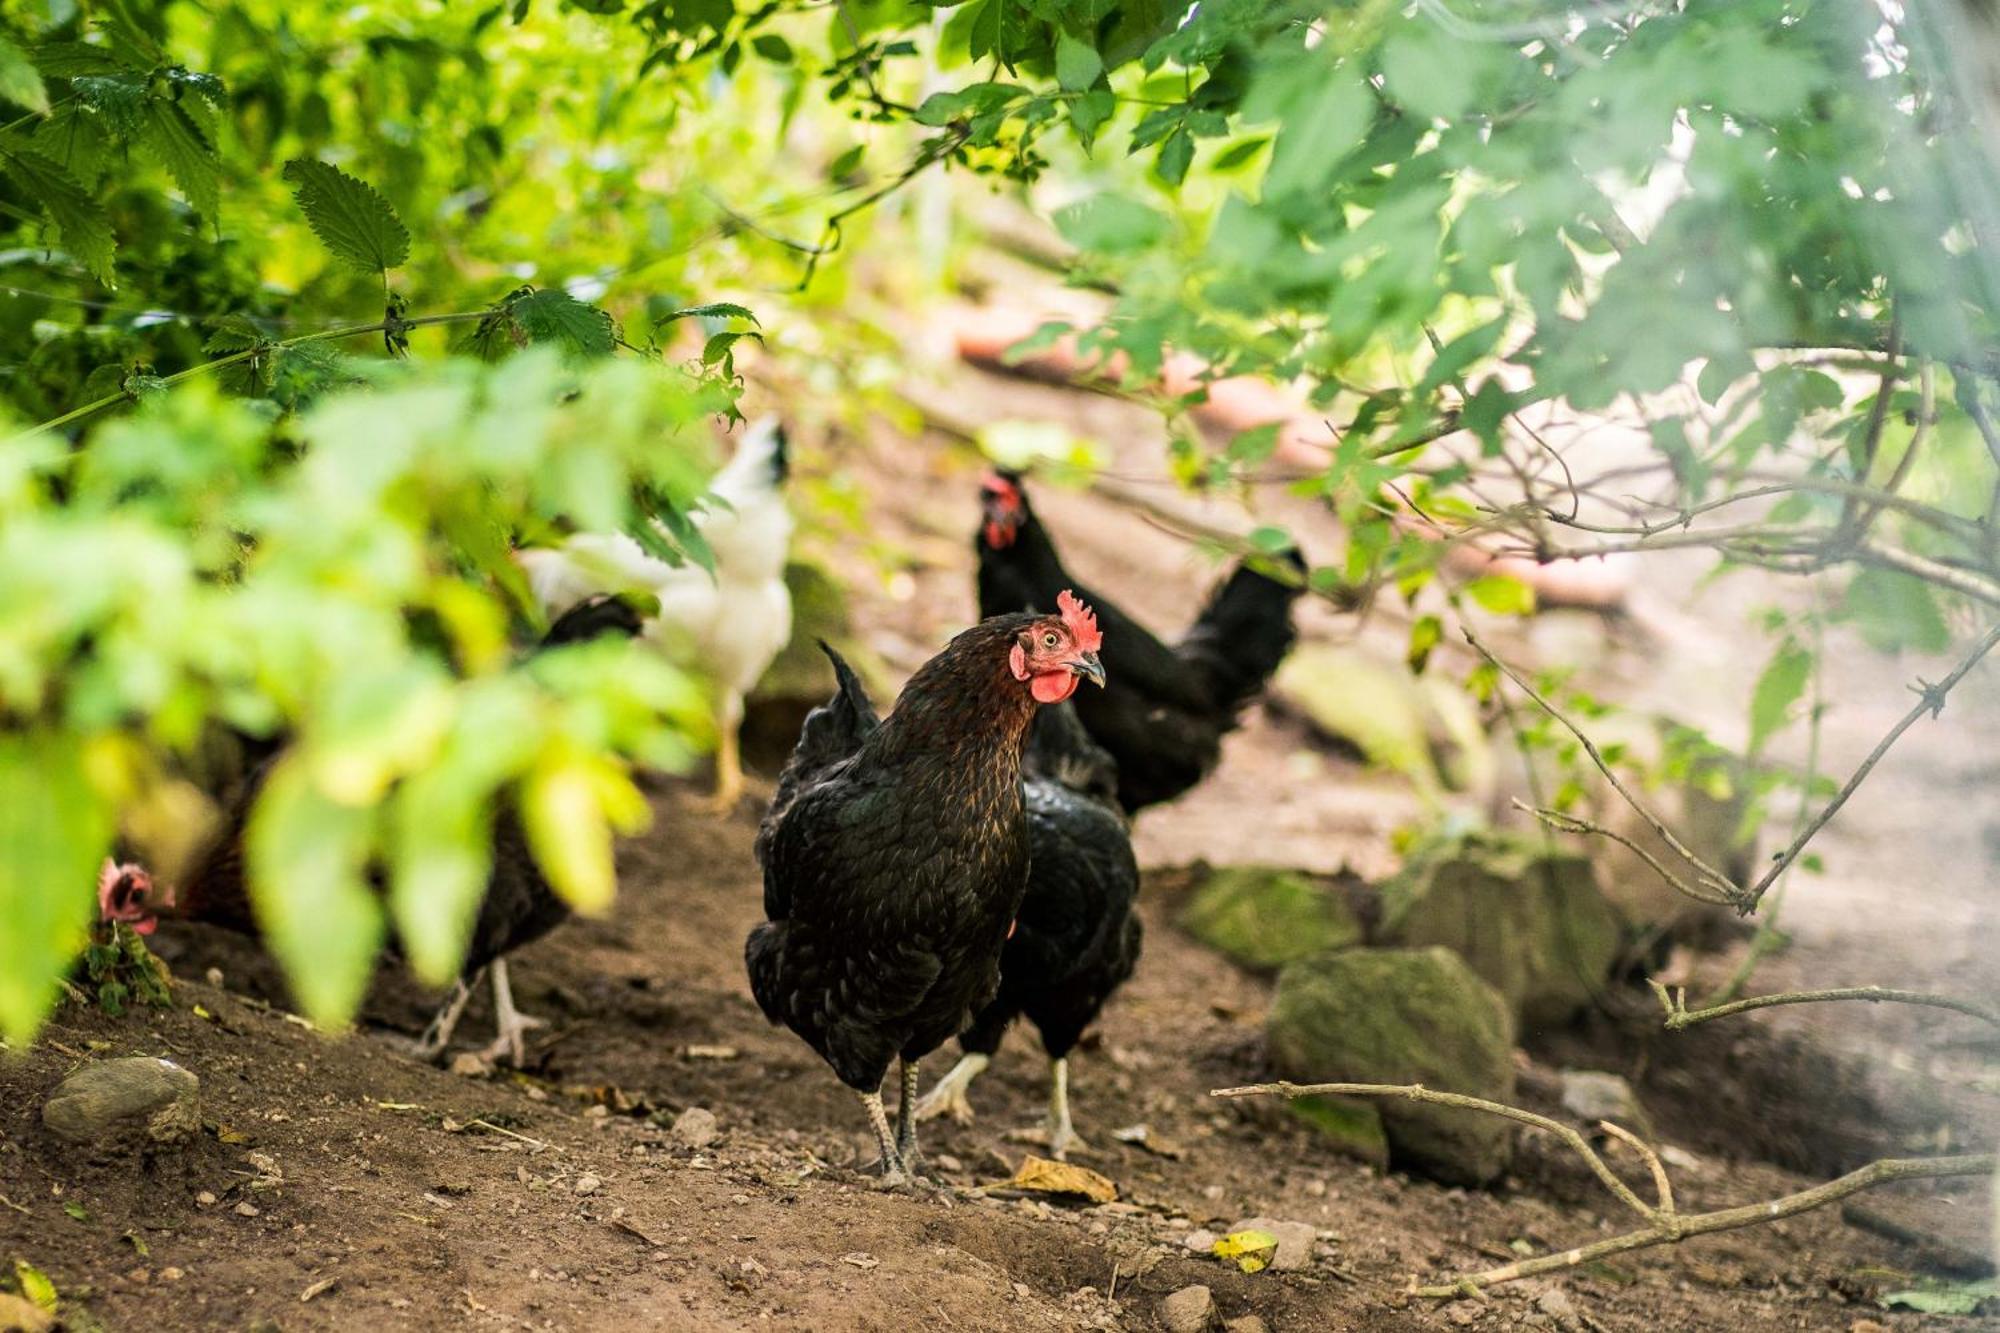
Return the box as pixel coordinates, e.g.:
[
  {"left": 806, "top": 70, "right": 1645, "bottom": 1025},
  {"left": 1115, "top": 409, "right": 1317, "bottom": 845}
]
[{"left": 1068, "top": 652, "right": 1106, "bottom": 688}]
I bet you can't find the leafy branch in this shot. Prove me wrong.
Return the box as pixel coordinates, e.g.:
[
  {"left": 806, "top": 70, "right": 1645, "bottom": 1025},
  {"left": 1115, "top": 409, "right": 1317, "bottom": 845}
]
[{"left": 1210, "top": 1080, "right": 1994, "bottom": 1298}]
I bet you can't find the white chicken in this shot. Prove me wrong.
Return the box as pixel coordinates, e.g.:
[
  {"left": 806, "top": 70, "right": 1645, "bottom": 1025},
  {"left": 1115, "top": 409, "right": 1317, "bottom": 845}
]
[{"left": 517, "top": 417, "right": 793, "bottom": 809}]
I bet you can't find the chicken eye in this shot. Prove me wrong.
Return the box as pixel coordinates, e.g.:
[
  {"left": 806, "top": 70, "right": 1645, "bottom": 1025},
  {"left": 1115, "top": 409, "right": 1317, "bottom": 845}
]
[{"left": 1042, "top": 632, "right": 1059, "bottom": 649}]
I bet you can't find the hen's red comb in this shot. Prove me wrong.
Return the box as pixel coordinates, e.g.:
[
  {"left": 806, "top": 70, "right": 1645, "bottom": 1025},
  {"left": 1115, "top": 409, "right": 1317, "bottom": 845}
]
[{"left": 1057, "top": 589, "right": 1102, "bottom": 653}]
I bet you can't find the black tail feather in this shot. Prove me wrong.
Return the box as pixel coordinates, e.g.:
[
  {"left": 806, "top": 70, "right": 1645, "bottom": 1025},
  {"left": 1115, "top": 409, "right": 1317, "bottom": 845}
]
[{"left": 1175, "top": 550, "right": 1307, "bottom": 713}]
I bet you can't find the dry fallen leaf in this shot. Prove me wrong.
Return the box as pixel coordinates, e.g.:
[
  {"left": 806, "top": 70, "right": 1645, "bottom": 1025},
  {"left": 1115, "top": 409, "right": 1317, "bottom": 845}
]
[
  {"left": 299, "top": 1276, "right": 339, "bottom": 1303},
  {"left": 1213, "top": 1229, "right": 1280, "bottom": 1274},
  {"left": 999, "top": 1155, "right": 1117, "bottom": 1204},
  {"left": 839, "top": 1253, "right": 880, "bottom": 1270}
]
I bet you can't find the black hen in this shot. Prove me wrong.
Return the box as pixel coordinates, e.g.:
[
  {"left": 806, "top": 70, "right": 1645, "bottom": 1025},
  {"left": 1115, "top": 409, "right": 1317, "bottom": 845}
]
[
  {"left": 976, "top": 469, "right": 1305, "bottom": 811},
  {"left": 747, "top": 597, "right": 1106, "bottom": 1184},
  {"left": 913, "top": 700, "right": 1140, "bottom": 1159},
  {"left": 111, "top": 595, "right": 645, "bottom": 1064}
]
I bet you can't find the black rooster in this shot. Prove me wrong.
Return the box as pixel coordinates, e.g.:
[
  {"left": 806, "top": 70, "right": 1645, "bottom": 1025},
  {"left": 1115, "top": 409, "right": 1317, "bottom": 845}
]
[
  {"left": 913, "top": 700, "right": 1140, "bottom": 1159},
  {"left": 747, "top": 594, "right": 1106, "bottom": 1185},
  {"left": 97, "top": 594, "right": 645, "bottom": 1065},
  {"left": 976, "top": 469, "right": 1306, "bottom": 811}
]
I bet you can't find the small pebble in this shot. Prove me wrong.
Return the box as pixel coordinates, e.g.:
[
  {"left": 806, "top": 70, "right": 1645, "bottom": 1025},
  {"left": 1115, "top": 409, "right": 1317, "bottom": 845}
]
[
  {"left": 195, "top": 1191, "right": 217, "bottom": 1207},
  {"left": 573, "top": 1173, "right": 602, "bottom": 1196},
  {"left": 234, "top": 1202, "right": 260, "bottom": 1218}
]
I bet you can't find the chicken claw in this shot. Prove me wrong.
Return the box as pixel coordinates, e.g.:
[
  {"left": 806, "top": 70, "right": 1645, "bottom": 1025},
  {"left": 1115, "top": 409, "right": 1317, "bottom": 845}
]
[{"left": 913, "top": 1052, "right": 990, "bottom": 1125}]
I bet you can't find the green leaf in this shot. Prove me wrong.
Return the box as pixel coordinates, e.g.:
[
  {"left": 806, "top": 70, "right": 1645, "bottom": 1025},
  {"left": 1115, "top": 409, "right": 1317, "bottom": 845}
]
[
  {"left": 751, "top": 33, "right": 793, "bottom": 63},
  {"left": 913, "top": 90, "right": 969, "bottom": 127},
  {"left": 1748, "top": 637, "right": 1811, "bottom": 754},
  {"left": 1881, "top": 1278, "right": 1995, "bottom": 1316},
  {"left": 1407, "top": 613, "right": 1443, "bottom": 674},
  {"left": 1155, "top": 127, "right": 1193, "bottom": 185},
  {"left": 510, "top": 288, "right": 617, "bottom": 359},
  {"left": 0, "top": 733, "right": 111, "bottom": 1045},
  {"left": 827, "top": 143, "right": 865, "bottom": 178},
  {"left": 1066, "top": 88, "right": 1115, "bottom": 149},
  {"left": 0, "top": 146, "right": 116, "bottom": 285},
  {"left": 1054, "top": 192, "right": 1167, "bottom": 254},
  {"left": 1463, "top": 573, "right": 1536, "bottom": 616},
  {"left": 1247, "top": 524, "right": 1293, "bottom": 555},
  {"left": 1836, "top": 568, "right": 1950, "bottom": 654},
  {"left": 0, "top": 35, "right": 50, "bottom": 116},
  {"left": 245, "top": 754, "right": 385, "bottom": 1029},
  {"left": 281, "top": 158, "right": 411, "bottom": 275},
  {"left": 63, "top": 1200, "right": 88, "bottom": 1222},
  {"left": 13, "top": 1260, "right": 57, "bottom": 1311},
  {"left": 653, "top": 301, "right": 759, "bottom": 328},
  {"left": 1261, "top": 69, "right": 1370, "bottom": 201},
  {"left": 141, "top": 98, "right": 219, "bottom": 219},
  {"left": 520, "top": 753, "right": 618, "bottom": 913},
  {"left": 1054, "top": 29, "right": 1102, "bottom": 92}
]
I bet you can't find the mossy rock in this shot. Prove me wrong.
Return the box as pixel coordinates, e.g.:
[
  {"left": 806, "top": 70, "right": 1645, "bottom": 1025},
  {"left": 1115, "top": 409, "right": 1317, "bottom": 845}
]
[
  {"left": 1286, "top": 1094, "right": 1390, "bottom": 1169},
  {"left": 1379, "top": 831, "right": 1625, "bottom": 1032},
  {"left": 1268, "top": 947, "right": 1514, "bottom": 1186},
  {"left": 1177, "top": 866, "right": 1364, "bottom": 973}
]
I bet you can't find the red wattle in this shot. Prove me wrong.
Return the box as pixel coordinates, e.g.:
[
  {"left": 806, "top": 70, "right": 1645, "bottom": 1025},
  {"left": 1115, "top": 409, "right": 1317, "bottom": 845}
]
[{"left": 1030, "top": 672, "right": 1077, "bottom": 704}]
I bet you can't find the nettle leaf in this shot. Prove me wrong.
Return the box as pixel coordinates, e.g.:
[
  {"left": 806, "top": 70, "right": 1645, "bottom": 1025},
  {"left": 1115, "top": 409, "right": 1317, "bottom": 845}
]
[
  {"left": 1747, "top": 636, "right": 1811, "bottom": 754},
  {"left": 141, "top": 98, "right": 219, "bottom": 218},
  {"left": 509, "top": 288, "right": 616, "bottom": 359},
  {"left": 282, "top": 158, "right": 411, "bottom": 275},
  {"left": 653, "top": 301, "right": 759, "bottom": 329},
  {"left": 0, "top": 35, "right": 50, "bottom": 116},
  {"left": 0, "top": 145, "right": 116, "bottom": 284}
]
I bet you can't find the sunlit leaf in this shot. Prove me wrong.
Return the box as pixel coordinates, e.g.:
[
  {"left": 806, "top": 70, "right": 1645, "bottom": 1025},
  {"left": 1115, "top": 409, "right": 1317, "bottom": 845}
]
[
  {"left": 0, "top": 732, "right": 110, "bottom": 1045},
  {"left": 282, "top": 158, "right": 411, "bottom": 275}
]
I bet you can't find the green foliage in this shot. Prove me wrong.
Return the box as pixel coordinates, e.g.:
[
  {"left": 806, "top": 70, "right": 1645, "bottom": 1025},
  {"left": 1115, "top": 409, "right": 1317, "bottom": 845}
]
[
  {"left": 82, "top": 924, "right": 173, "bottom": 1018},
  {"left": 282, "top": 159, "right": 411, "bottom": 277}
]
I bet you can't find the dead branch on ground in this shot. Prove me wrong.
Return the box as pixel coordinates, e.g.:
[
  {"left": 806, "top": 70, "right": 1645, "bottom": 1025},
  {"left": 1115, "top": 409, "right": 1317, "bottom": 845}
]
[
  {"left": 1650, "top": 980, "right": 2000, "bottom": 1030},
  {"left": 1210, "top": 1079, "right": 1994, "bottom": 1298}
]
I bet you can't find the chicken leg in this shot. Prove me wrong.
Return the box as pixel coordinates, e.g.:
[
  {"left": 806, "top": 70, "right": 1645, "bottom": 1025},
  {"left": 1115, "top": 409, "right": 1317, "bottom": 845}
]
[
  {"left": 1044, "top": 1056, "right": 1088, "bottom": 1161},
  {"left": 913, "top": 1051, "right": 990, "bottom": 1125},
  {"left": 857, "top": 1086, "right": 907, "bottom": 1187},
  {"left": 410, "top": 974, "right": 477, "bottom": 1063},
  {"left": 476, "top": 958, "right": 545, "bottom": 1067},
  {"left": 699, "top": 692, "right": 746, "bottom": 812},
  {"left": 894, "top": 1058, "right": 924, "bottom": 1176}
]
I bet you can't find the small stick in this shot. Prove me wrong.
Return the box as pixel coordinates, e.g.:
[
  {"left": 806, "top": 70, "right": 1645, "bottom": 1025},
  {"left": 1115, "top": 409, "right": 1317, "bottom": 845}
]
[{"left": 1651, "top": 980, "right": 2000, "bottom": 1030}]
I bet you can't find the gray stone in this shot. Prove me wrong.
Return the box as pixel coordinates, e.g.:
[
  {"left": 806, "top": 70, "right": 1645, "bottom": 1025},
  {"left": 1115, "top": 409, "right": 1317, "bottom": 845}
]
[
  {"left": 1379, "top": 832, "right": 1625, "bottom": 1029},
  {"left": 1178, "top": 866, "right": 1364, "bottom": 973},
  {"left": 1181, "top": 1228, "right": 1219, "bottom": 1253},
  {"left": 672, "top": 1106, "right": 719, "bottom": 1149},
  {"left": 1268, "top": 948, "right": 1515, "bottom": 1186},
  {"left": 1226, "top": 1216, "right": 1316, "bottom": 1271},
  {"left": 1158, "top": 1284, "right": 1218, "bottom": 1333},
  {"left": 1223, "top": 1318, "right": 1270, "bottom": 1333},
  {"left": 42, "top": 1056, "right": 200, "bottom": 1151},
  {"left": 1559, "top": 1070, "right": 1654, "bottom": 1138}
]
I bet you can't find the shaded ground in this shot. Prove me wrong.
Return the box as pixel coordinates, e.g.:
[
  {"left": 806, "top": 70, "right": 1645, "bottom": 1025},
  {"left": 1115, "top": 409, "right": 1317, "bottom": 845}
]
[{"left": 3, "top": 293, "right": 1996, "bottom": 1330}]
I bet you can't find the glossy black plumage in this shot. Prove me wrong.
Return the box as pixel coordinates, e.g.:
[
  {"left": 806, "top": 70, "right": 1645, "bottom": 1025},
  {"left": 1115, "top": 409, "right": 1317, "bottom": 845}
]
[
  {"left": 746, "top": 621, "right": 1051, "bottom": 1093},
  {"left": 976, "top": 471, "right": 1306, "bottom": 811},
  {"left": 956, "top": 701, "right": 1140, "bottom": 1067}
]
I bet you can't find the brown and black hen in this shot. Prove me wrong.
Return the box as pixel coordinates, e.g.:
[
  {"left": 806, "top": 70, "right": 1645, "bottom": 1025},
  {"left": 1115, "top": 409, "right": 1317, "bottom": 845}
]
[
  {"left": 746, "top": 594, "right": 1105, "bottom": 1185},
  {"left": 976, "top": 468, "right": 1305, "bottom": 811}
]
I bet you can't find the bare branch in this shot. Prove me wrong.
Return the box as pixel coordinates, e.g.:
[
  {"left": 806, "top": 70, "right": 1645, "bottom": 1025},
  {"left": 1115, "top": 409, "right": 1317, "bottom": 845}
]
[
  {"left": 1598, "top": 1120, "right": 1676, "bottom": 1222},
  {"left": 1209, "top": 1080, "right": 1662, "bottom": 1225},
  {"left": 1465, "top": 629, "right": 1744, "bottom": 904},
  {"left": 1741, "top": 619, "right": 2000, "bottom": 910},
  {"left": 1512, "top": 800, "right": 1736, "bottom": 907},
  {"left": 1211, "top": 1080, "right": 1991, "bottom": 1299},
  {"left": 1650, "top": 980, "right": 2000, "bottom": 1030}
]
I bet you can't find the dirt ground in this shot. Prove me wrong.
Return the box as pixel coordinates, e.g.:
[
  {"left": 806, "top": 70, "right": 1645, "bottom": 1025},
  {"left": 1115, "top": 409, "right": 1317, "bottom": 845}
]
[{"left": 2, "top": 296, "right": 1996, "bottom": 1331}]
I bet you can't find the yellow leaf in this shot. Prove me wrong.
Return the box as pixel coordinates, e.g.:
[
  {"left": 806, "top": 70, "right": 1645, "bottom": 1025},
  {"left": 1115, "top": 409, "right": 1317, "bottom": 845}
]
[
  {"left": 998, "top": 1154, "right": 1117, "bottom": 1203},
  {"left": 520, "top": 753, "right": 615, "bottom": 914},
  {"left": 1213, "top": 1229, "right": 1279, "bottom": 1273},
  {"left": 13, "top": 1260, "right": 57, "bottom": 1311}
]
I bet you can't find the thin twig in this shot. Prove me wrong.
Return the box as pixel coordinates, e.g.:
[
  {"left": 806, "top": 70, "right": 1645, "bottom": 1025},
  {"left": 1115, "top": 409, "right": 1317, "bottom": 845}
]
[
  {"left": 1740, "top": 619, "right": 2000, "bottom": 910},
  {"left": 1512, "top": 801, "right": 1736, "bottom": 907},
  {"left": 1211, "top": 1081, "right": 1991, "bottom": 1298},
  {"left": 1210, "top": 1081, "right": 1661, "bottom": 1225},
  {"left": 1598, "top": 1121, "right": 1676, "bottom": 1224},
  {"left": 1465, "top": 628, "right": 1742, "bottom": 903},
  {"left": 1651, "top": 981, "right": 2000, "bottom": 1030}
]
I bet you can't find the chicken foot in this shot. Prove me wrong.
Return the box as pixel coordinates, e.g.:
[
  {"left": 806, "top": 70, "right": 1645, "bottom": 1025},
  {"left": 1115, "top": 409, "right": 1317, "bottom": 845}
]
[
  {"left": 913, "top": 1051, "right": 990, "bottom": 1125},
  {"left": 1044, "top": 1056, "right": 1088, "bottom": 1161},
  {"left": 475, "top": 958, "right": 546, "bottom": 1067},
  {"left": 894, "top": 1058, "right": 925, "bottom": 1176},
  {"left": 409, "top": 975, "right": 477, "bottom": 1063},
  {"left": 857, "top": 1087, "right": 908, "bottom": 1187}
]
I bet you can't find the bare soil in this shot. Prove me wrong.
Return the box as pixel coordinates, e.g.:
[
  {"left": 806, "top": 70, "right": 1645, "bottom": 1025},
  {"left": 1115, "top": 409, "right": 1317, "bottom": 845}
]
[{"left": 3, "top": 307, "right": 1995, "bottom": 1331}]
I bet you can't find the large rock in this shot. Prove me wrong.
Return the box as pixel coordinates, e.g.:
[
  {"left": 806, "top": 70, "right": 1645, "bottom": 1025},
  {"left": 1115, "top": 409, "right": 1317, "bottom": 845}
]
[
  {"left": 1267, "top": 948, "right": 1515, "bottom": 1186},
  {"left": 1378, "top": 832, "right": 1624, "bottom": 1031},
  {"left": 42, "top": 1056, "right": 200, "bottom": 1151},
  {"left": 1274, "top": 645, "right": 1495, "bottom": 805},
  {"left": 1177, "top": 866, "right": 1363, "bottom": 973}
]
